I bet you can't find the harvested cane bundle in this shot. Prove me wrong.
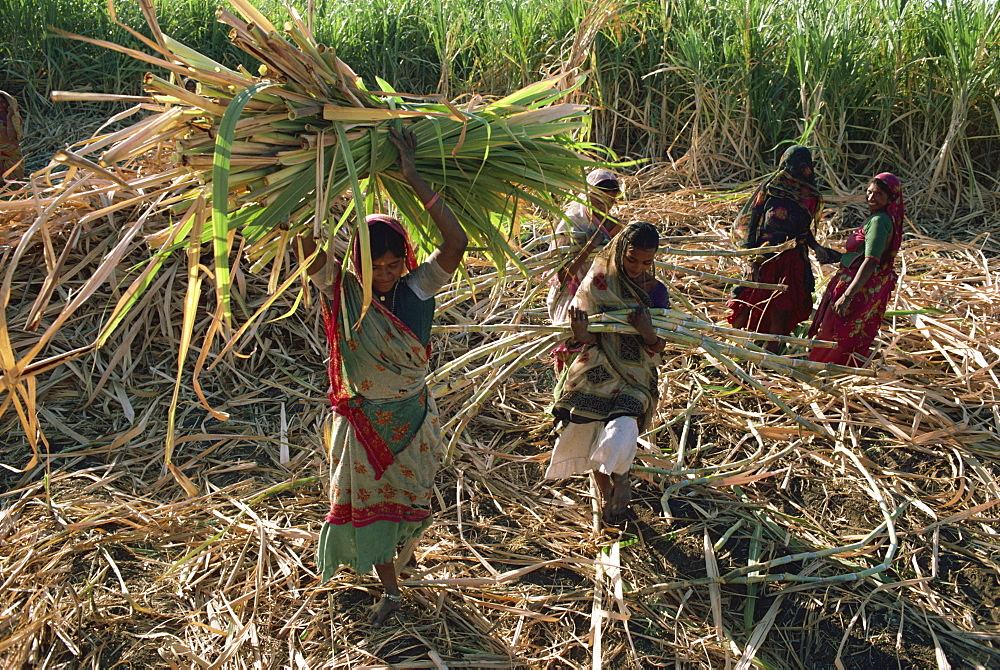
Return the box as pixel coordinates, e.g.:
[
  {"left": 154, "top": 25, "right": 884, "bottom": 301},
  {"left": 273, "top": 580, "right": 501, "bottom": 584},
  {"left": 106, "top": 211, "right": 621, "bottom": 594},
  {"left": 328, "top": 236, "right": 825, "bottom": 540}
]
[
  {"left": 49, "top": 0, "right": 608, "bottom": 326},
  {"left": 0, "top": 0, "right": 611, "bottom": 486}
]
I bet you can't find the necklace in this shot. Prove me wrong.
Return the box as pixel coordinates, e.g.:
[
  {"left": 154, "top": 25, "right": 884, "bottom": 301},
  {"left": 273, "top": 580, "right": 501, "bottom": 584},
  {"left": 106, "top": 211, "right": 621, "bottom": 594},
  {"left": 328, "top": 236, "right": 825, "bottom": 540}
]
[{"left": 377, "top": 283, "right": 398, "bottom": 311}]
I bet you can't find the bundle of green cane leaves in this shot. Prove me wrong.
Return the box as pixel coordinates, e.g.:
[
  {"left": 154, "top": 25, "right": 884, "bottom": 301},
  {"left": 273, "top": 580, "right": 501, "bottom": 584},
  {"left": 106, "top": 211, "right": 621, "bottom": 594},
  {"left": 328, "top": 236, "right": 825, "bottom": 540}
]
[
  {"left": 52, "top": 0, "right": 607, "bottom": 329},
  {"left": 29, "top": 0, "right": 609, "bottom": 493}
]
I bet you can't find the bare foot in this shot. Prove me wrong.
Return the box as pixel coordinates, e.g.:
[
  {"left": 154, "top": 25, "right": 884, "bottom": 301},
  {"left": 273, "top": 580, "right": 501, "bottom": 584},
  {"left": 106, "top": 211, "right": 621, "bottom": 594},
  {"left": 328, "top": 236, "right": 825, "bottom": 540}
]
[
  {"left": 602, "top": 473, "right": 631, "bottom": 525},
  {"left": 368, "top": 595, "right": 402, "bottom": 626}
]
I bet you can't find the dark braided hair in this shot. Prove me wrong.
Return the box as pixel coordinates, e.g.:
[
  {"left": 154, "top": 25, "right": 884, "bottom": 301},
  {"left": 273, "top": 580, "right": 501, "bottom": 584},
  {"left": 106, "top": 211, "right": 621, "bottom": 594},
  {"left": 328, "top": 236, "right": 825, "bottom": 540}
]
[
  {"left": 368, "top": 220, "right": 406, "bottom": 259},
  {"left": 622, "top": 221, "right": 659, "bottom": 251}
]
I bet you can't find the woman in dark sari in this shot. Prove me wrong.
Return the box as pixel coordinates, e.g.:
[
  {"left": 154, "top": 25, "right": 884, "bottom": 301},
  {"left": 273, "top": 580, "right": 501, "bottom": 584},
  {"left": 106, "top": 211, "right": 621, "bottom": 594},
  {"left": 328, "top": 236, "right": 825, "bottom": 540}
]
[
  {"left": 302, "top": 129, "right": 467, "bottom": 626},
  {"left": 727, "top": 145, "right": 840, "bottom": 351},
  {"left": 808, "top": 173, "right": 904, "bottom": 366}
]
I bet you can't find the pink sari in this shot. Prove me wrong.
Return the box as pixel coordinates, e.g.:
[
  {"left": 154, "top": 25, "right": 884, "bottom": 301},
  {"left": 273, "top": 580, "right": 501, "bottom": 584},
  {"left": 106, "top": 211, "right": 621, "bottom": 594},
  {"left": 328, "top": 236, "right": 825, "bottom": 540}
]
[{"left": 808, "top": 173, "right": 904, "bottom": 366}]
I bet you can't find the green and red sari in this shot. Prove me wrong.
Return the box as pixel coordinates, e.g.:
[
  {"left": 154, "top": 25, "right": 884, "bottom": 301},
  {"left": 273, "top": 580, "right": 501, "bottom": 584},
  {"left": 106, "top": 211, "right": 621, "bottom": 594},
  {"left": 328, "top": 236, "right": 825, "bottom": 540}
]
[
  {"left": 808, "top": 173, "right": 905, "bottom": 367},
  {"left": 316, "top": 223, "right": 443, "bottom": 579}
]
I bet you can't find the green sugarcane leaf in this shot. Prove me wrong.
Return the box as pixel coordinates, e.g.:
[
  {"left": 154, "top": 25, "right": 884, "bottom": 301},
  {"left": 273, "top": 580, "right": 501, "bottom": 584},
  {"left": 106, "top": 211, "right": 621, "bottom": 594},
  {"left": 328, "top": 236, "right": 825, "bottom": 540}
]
[
  {"left": 745, "top": 521, "right": 763, "bottom": 630},
  {"left": 884, "top": 308, "right": 947, "bottom": 316},
  {"left": 96, "top": 255, "right": 169, "bottom": 347},
  {"left": 166, "top": 203, "right": 207, "bottom": 466},
  {"left": 97, "top": 197, "right": 206, "bottom": 346},
  {"left": 334, "top": 123, "right": 372, "bottom": 315},
  {"left": 212, "top": 81, "right": 275, "bottom": 327},
  {"left": 235, "top": 206, "right": 271, "bottom": 245},
  {"left": 245, "top": 163, "right": 321, "bottom": 237}
]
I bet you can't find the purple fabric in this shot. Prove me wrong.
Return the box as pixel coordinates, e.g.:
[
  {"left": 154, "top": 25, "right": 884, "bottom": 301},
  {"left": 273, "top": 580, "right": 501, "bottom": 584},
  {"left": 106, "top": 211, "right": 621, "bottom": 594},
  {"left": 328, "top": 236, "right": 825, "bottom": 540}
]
[{"left": 648, "top": 281, "right": 670, "bottom": 309}]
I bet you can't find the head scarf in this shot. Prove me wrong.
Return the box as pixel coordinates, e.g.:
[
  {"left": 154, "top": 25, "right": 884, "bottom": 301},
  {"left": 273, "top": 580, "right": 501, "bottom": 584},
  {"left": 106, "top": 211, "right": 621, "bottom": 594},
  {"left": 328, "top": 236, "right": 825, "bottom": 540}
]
[
  {"left": 577, "top": 222, "right": 658, "bottom": 314},
  {"left": 586, "top": 168, "right": 620, "bottom": 192},
  {"left": 872, "top": 172, "right": 905, "bottom": 257},
  {"left": 732, "top": 145, "right": 823, "bottom": 248},
  {"left": 350, "top": 214, "right": 418, "bottom": 280},
  {"left": 780, "top": 146, "right": 815, "bottom": 181}
]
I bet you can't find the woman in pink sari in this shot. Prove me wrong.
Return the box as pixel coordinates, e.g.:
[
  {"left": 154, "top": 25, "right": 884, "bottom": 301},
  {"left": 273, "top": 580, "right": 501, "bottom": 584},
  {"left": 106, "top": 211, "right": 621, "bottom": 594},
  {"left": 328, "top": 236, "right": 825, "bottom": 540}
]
[
  {"left": 301, "top": 129, "right": 467, "bottom": 626},
  {"left": 808, "top": 173, "right": 904, "bottom": 366}
]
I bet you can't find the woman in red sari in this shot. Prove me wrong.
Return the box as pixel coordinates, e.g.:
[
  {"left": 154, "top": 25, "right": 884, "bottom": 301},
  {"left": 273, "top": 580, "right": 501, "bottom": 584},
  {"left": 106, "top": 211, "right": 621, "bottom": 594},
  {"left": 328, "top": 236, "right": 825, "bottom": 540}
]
[
  {"left": 301, "top": 129, "right": 467, "bottom": 626},
  {"left": 728, "top": 145, "right": 840, "bottom": 352},
  {"left": 808, "top": 173, "right": 904, "bottom": 366}
]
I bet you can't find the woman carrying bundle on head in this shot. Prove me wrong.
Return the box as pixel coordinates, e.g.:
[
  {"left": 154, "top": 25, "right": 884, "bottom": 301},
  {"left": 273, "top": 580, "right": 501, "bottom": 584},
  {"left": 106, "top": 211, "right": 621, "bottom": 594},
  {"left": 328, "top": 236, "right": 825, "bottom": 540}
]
[
  {"left": 300, "top": 129, "right": 467, "bottom": 626},
  {"left": 547, "top": 222, "right": 668, "bottom": 524},
  {"left": 808, "top": 173, "right": 905, "bottom": 367},
  {"left": 728, "top": 145, "right": 840, "bottom": 352},
  {"left": 546, "top": 168, "right": 623, "bottom": 324}
]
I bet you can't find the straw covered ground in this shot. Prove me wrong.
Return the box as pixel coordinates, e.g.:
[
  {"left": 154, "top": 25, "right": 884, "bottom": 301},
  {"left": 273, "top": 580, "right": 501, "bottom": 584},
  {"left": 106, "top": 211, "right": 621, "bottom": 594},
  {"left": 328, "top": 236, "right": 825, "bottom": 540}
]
[{"left": 2, "top": 165, "right": 1000, "bottom": 669}]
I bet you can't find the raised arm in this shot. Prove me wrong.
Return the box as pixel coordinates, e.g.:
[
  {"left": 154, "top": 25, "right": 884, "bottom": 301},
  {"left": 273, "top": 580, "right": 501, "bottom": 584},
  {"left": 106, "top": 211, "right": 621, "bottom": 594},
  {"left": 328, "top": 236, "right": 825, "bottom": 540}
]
[
  {"left": 388, "top": 128, "right": 468, "bottom": 274},
  {"left": 297, "top": 234, "right": 326, "bottom": 276},
  {"left": 296, "top": 234, "right": 340, "bottom": 297}
]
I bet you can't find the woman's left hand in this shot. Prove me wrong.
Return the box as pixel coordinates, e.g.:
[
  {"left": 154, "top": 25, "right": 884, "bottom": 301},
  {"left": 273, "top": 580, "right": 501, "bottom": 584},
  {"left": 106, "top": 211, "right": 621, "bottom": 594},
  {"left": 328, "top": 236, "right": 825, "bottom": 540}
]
[
  {"left": 628, "top": 306, "right": 659, "bottom": 346},
  {"left": 569, "top": 306, "right": 594, "bottom": 344},
  {"left": 833, "top": 292, "right": 852, "bottom": 317},
  {"left": 387, "top": 127, "right": 419, "bottom": 182}
]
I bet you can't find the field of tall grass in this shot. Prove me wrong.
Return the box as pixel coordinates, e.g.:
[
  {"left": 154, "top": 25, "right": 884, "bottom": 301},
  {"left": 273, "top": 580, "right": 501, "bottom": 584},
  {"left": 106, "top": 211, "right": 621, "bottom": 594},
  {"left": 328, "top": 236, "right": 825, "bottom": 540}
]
[{"left": 2, "top": 0, "right": 999, "bottom": 215}]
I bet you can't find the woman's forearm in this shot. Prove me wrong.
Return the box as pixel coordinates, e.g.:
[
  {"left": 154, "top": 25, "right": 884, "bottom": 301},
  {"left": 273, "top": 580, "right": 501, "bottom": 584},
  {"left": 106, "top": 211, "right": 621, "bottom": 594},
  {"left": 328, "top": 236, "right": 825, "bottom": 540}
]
[
  {"left": 804, "top": 232, "right": 839, "bottom": 263},
  {"left": 843, "top": 257, "right": 878, "bottom": 298},
  {"left": 389, "top": 128, "right": 467, "bottom": 273},
  {"left": 404, "top": 171, "right": 467, "bottom": 273},
  {"left": 298, "top": 234, "right": 327, "bottom": 276}
]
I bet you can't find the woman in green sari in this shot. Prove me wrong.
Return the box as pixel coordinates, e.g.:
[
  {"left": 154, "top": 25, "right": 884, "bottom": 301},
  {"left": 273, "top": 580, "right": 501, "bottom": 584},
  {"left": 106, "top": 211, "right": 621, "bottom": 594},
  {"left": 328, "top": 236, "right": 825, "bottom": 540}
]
[{"left": 301, "top": 129, "right": 467, "bottom": 626}]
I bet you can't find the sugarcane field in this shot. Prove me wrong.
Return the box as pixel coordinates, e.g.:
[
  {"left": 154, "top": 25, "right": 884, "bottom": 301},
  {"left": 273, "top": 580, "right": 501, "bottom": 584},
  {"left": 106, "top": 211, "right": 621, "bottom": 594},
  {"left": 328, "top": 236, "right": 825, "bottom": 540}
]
[{"left": 2, "top": 0, "right": 1000, "bottom": 668}]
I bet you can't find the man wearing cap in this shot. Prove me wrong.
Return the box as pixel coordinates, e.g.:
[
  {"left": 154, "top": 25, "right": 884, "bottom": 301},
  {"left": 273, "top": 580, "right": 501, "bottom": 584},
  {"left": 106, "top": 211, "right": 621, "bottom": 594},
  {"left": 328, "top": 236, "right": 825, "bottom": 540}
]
[{"left": 547, "top": 168, "right": 623, "bottom": 323}]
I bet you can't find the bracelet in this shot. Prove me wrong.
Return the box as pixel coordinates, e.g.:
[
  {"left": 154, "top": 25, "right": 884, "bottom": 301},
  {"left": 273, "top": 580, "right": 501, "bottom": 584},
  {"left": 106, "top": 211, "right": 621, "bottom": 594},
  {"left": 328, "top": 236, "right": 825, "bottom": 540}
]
[
  {"left": 383, "top": 592, "right": 403, "bottom": 603},
  {"left": 423, "top": 192, "right": 440, "bottom": 210}
]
